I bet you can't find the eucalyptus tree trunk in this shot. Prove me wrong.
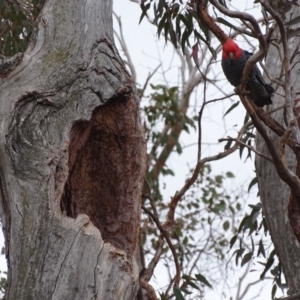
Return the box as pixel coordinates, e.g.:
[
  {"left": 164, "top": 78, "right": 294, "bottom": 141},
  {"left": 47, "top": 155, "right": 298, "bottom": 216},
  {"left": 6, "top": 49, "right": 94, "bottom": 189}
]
[
  {"left": 0, "top": 0, "right": 145, "bottom": 299},
  {"left": 255, "top": 3, "right": 300, "bottom": 294}
]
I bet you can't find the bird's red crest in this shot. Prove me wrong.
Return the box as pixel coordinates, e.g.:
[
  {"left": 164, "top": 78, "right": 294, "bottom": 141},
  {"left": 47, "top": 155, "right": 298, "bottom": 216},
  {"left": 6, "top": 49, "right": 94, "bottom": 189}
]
[{"left": 222, "top": 39, "right": 242, "bottom": 59}]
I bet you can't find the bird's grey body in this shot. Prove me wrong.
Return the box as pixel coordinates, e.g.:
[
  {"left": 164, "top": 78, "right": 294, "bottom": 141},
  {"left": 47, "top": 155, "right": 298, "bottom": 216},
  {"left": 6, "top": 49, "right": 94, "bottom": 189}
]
[{"left": 222, "top": 46, "right": 274, "bottom": 107}]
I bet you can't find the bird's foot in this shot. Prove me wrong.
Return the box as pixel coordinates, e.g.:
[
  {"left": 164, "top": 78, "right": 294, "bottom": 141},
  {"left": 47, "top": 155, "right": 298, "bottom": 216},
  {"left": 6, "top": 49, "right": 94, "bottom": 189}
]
[{"left": 234, "top": 85, "right": 250, "bottom": 96}]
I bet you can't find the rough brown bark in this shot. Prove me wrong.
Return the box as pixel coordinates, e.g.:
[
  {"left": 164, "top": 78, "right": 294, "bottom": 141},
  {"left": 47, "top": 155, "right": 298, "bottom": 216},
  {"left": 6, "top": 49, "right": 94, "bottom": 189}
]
[
  {"left": 255, "top": 4, "right": 300, "bottom": 294},
  {"left": 0, "top": 0, "right": 146, "bottom": 299}
]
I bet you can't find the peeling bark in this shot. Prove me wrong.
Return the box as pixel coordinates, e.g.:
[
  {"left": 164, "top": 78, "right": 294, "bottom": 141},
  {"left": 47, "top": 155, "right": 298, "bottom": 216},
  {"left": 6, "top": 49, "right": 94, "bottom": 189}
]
[{"left": 0, "top": 0, "right": 146, "bottom": 299}]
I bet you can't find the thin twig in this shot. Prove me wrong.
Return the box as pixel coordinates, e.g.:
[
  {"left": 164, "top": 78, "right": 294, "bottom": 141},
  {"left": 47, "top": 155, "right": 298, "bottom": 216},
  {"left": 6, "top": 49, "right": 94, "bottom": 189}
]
[
  {"left": 209, "top": 0, "right": 268, "bottom": 89},
  {"left": 242, "top": 95, "right": 300, "bottom": 194},
  {"left": 144, "top": 121, "right": 251, "bottom": 291},
  {"left": 253, "top": 103, "right": 300, "bottom": 155},
  {"left": 259, "top": 61, "right": 280, "bottom": 87},
  {"left": 290, "top": 40, "right": 300, "bottom": 64},
  {"left": 280, "top": 119, "right": 297, "bottom": 165},
  {"left": 140, "top": 277, "right": 159, "bottom": 300},
  {"left": 140, "top": 234, "right": 164, "bottom": 292},
  {"left": 142, "top": 179, "right": 159, "bottom": 218},
  {"left": 140, "top": 64, "right": 161, "bottom": 99},
  {"left": 197, "top": 93, "right": 235, "bottom": 162},
  {"left": 164, "top": 119, "right": 252, "bottom": 229},
  {"left": 113, "top": 12, "right": 137, "bottom": 82},
  {"left": 219, "top": 136, "right": 274, "bottom": 163},
  {"left": 142, "top": 206, "right": 181, "bottom": 288},
  {"left": 196, "top": 0, "right": 228, "bottom": 43},
  {"left": 258, "top": 0, "right": 293, "bottom": 125}
]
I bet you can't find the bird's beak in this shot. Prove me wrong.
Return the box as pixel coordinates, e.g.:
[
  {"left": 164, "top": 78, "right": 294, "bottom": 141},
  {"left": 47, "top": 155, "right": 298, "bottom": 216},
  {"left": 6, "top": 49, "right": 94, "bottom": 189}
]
[{"left": 229, "top": 52, "right": 234, "bottom": 60}]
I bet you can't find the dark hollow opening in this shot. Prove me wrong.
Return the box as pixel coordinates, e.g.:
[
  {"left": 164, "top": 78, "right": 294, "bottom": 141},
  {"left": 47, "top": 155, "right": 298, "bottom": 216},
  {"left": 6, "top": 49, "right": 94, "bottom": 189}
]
[{"left": 60, "top": 97, "right": 141, "bottom": 254}]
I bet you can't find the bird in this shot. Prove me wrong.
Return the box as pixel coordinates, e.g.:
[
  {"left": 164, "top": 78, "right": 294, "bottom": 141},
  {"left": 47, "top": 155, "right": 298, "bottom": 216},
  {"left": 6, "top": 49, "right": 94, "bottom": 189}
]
[{"left": 221, "top": 38, "right": 274, "bottom": 107}]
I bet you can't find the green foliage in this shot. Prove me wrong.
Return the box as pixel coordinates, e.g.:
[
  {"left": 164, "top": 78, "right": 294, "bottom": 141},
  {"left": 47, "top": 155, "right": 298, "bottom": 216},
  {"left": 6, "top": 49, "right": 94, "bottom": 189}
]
[
  {"left": 139, "top": 0, "right": 216, "bottom": 56},
  {"left": 144, "top": 84, "right": 196, "bottom": 136},
  {"left": 223, "top": 101, "right": 239, "bottom": 118},
  {"left": 248, "top": 176, "right": 258, "bottom": 193},
  {"left": 173, "top": 288, "right": 186, "bottom": 300},
  {"left": 0, "top": 270, "right": 6, "bottom": 300},
  {"left": 229, "top": 202, "right": 288, "bottom": 298},
  {"left": 159, "top": 274, "right": 212, "bottom": 299},
  {"left": 194, "top": 274, "right": 212, "bottom": 289},
  {"left": 142, "top": 163, "right": 243, "bottom": 298},
  {"left": 143, "top": 84, "right": 198, "bottom": 199},
  {"left": 222, "top": 104, "right": 256, "bottom": 163},
  {"left": 140, "top": 78, "right": 248, "bottom": 299},
  {"left": 0, "top": 0, "right": 41, "bottom": 56}
]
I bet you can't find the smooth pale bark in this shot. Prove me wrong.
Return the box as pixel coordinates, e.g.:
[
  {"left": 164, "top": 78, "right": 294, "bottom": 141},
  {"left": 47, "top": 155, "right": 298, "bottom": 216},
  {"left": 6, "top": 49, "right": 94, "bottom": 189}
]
[
  {"left": 255, "top": 5, "right": 300, "bottom": 294},
  {"left": 0, "top": 0, "right": 146, "bottom": 299}
]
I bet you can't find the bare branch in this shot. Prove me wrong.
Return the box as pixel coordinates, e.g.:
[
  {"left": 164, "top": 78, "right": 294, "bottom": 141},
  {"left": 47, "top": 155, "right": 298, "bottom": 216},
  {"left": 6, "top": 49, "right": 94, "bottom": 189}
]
[
  {"left": 219, "top": 136, "right": 274, "bottom": 163},
  {"left": 142, "top": 116, "right": 253, "bottom": 292},
  {"left": 240, "top": 96, "right": 300, "bottom": 195},
  {"left": 113, "top": 12, "right": 137, "bottom": 82},
  {"left": 143, "top": 178, "right": 159, "bottom": 218},
  {"left": 164, "top": 119, "right": 251, "bottom": 229},
  {"left": 235, "top": 261, "right": 251, "bottom": 300},
  {"left": 196, "top": 0, "right": 228, "bottom": 43},
  {"left": 259, "top": 61, "right": 281, "bottom": 87},
  {"left": 257, "top": 0, "right": 293, "bottom": 124},
  {"left": 140, "top": 233, "right": 164, "bottom": 295},
  {"left": 140, "top": 64, "right": 161, "bottom": 99},
  {"left": 238, "top": 277, "right": 273, "bottom": 300},
  {"left": 140, "top": 277, "right": 159, "bottom": 300},
  {"left": 198, "top": 93, "right": 236, "bottom": 162},
  {"left": 280, "top": 119, "right": 297, "bottom": 165},
  {"left": 290, "top": 40, "right": 300, "bottom": 64},
  {"left": 209, "top": 0, "right": 268, "bottom": 89},
  {"left": 142, "top": 206, "right": 181, "bottom": 288},
  {"left": 253, "top": 104, "right": 300, "bottom": 155}
]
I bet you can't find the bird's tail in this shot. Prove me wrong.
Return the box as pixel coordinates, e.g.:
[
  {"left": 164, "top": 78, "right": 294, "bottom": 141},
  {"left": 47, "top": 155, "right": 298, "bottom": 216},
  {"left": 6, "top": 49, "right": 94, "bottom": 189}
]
[
  {"left": 265, "top": 84, "right": 275, "bottom": 96},
  {"left": 255, "top": 84, "right": 274, "bottom": 107}
]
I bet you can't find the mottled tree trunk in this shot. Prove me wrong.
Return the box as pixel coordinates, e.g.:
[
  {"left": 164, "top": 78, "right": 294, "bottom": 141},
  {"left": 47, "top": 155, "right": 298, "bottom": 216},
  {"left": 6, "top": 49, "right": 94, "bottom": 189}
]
[
  {"left": 255, "top": 4, "right": 300, "bottom": 294},
  {"left": 0, "top": 0, "right": 146, "bottom": 299}
]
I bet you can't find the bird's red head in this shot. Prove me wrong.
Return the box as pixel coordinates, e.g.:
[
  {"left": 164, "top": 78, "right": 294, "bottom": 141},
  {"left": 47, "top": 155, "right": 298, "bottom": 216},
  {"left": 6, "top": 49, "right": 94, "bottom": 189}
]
[{"left": 222, "top": 39, "right": 242, "bottom": 60}]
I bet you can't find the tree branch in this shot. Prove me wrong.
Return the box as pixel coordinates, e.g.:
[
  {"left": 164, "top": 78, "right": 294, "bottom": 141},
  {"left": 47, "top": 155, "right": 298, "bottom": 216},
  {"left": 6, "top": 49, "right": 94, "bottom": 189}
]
[
  {"left": 139, "top": 64, "right": 161, "bottom": 100},
  {"left": 280, "top": 119, "right": 297, "bottom": 165},
  {"left": 196, "top": 0, "right": 228, "bottom": 43},
  {"left": 257, "top": 0, "right": 293, "bottom": 125},
  {"left": 198, "top": 93, "right": 235, "bottom": 161},
  {"left": 241, "top": 95, "right": 300, "bottom": 195},
  {"left": 164, "top": 119, "right": 251, "bottom": 228},
  {"left": 219, "top": 136, "right": 274, "bottom": 163},
  {"left": 142, "top": 206, "right": 181, "bottom": 288},
  {"left": 209, "top": 0, "right": 267, "bottom": 88},
  {"left": 113, "top": 12, "right": 137, "bottom": 82}
]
